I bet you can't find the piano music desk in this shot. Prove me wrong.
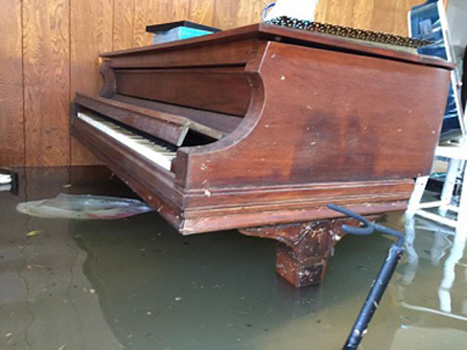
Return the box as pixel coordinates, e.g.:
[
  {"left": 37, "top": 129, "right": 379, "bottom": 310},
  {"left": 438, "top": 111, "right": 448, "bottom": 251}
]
[{"left": 72, "top": 24, "right": 453, "bottom": 287}]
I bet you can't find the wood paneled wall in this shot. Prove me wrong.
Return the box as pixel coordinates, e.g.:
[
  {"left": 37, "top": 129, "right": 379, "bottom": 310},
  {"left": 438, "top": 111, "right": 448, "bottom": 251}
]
[
  {"left": 0, "top": 0, "right": 426, "bottom": 166},
  {"left": 0, "top": 1, "right": 24, "bottom": 166}
]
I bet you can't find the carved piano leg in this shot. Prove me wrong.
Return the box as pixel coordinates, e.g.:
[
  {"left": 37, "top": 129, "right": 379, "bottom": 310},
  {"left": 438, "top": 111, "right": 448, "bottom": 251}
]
[{"left": 240, "top": 218, "right": 359, "bottom": 287}]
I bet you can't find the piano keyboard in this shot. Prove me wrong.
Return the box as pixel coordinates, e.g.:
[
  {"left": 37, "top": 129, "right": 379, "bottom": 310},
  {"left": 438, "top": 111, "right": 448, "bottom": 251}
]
[{"left": 77, "top": 112, "right": 176, "bottom": 171}]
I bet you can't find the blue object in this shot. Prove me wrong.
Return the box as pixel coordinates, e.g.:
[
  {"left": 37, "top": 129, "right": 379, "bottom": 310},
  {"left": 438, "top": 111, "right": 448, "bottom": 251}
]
[
  {"left": 146, "top": 21, "right": 220, "bottom": 45},
  {"left": 409, "top": 0, "right": 463, "bottom": 139},
  {"left": 151, "top": 27, "right": 216, "bottom": 45}
]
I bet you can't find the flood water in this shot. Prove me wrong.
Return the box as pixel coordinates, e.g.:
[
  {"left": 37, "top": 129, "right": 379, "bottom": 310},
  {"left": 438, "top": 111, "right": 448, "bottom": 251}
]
[{"left": 1, "top": 167, "right": 466, "bottom": 350}]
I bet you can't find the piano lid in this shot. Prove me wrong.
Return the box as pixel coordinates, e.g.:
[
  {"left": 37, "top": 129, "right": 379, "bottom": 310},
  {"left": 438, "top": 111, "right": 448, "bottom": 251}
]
[{"left": 100, "top": 23, "right": 454, "bottom": 70}]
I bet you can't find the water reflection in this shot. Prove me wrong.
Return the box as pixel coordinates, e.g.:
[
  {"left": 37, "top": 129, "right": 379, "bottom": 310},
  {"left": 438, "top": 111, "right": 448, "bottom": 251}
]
[
  {"left": 1, "top": 167, "right": 466, "bottom": 350},
  {"left": 439, "top": 233, "right": 466, "bottom": 314},
  {"left": 400, "top": 216, "right": 467, "bottom": 321},
  {"left": 68, "top": 215, "right": 404, "bottom": 350}
]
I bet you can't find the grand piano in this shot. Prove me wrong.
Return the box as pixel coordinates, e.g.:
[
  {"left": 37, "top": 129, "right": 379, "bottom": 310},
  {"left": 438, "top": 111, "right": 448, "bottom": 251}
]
[{"left": 72, "top": 23, "right": 452, "bottom": 287}]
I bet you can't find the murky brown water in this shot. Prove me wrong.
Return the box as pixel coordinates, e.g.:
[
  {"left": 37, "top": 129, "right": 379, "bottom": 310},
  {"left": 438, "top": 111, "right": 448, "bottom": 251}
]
[{"left": 1, "top": 167, "right": 466, "bottom": 350}]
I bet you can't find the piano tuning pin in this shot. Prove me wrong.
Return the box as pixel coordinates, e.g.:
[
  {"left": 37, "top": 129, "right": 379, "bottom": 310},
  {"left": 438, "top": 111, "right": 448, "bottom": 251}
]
[{"left": 268, "top": 16, "right": 432, "bottom": 49}]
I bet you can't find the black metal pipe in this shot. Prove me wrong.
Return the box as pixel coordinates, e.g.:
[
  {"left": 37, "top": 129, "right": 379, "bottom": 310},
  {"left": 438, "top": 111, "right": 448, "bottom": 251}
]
[
  {"left": 342, "top": 244, "right": 405, "bottom": 349},
  {"left": 326, "top": 204, "right": 406, "bottom": 350}
]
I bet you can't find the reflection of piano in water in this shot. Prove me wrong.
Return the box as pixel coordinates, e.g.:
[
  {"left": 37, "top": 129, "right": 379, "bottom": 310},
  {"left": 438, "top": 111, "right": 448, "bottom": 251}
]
[{"left": 72, "top": 23, "right": 452, "bottom": 287}]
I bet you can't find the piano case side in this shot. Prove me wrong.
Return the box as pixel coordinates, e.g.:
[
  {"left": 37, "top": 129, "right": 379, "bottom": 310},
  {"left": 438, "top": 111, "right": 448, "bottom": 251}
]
[{"left": 175, "top": 40, "right": 451, "bottom": 233}]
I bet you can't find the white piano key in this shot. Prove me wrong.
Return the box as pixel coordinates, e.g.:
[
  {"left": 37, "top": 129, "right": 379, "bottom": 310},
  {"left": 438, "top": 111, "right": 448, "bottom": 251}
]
[{"left": 77, "top": 112, "right": 176, "bottom": 171}]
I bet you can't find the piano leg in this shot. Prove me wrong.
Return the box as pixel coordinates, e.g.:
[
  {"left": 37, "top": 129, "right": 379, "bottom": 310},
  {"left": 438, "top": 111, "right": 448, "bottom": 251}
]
[{"left": 240, "top": 218, "right": 358, "bottom": 287}]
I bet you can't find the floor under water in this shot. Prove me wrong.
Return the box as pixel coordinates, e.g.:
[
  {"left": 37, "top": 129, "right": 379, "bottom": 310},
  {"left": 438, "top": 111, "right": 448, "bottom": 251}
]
[{"left": 1, "top": 167, "right": 466, "bottom": 350}]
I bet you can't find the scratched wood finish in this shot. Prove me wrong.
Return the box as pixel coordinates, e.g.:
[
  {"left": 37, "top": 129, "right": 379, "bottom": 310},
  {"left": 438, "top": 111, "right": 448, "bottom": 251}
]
[
  {"left": 73, "top": 25, "right": 452, "bottom": 233},
  {"left": 0, "top": 0, "right": 436, "bottom": 167},
  {"left": 70, "top": 0, "right": 113, "bottom": 165},
  {"left": 72, "top": 110, "right": 412, "bottom": 234},
  {"left": 23, "top": 0, "right": 70, "bottom": 166},
  {"left": 102, "top": 24, "right": 450, "bottom": 69},
  {"left": 72, "top": 25, "right": 452, "bottom": 286},
  {"left": 240, "top": 214, "right": 381, "bottom": 287},
  {"left": 180, "top": 40, "right": 451, "bottom": 190},
  {"left": 0, "top": 0, "right": 24, "bottom": 166},
  {"left": 241, "top": 218, "right": 351, "bottom": 286}
]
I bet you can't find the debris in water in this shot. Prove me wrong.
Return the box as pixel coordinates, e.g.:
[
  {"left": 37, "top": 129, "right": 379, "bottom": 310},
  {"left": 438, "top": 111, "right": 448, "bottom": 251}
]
[
  {"left": 26, "top": 230, "right": 42, "bottom": 237},
  {"left": 16, "top": 194, "right": 153, "bottom": 220}
]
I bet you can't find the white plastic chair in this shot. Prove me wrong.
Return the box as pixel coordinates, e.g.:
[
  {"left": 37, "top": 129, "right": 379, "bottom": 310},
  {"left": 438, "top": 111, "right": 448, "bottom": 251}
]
[
  {"left": 406, "top": 0, "right": 467, "bottom": 240},
  {"left": 406, "top": 144, "right": 467, "bottom": 240}
]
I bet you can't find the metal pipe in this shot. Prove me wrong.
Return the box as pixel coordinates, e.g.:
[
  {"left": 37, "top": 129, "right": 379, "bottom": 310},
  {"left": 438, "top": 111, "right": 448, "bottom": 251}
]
[{"left": 327, "top": 204, "right": 406, "bottom": 350}]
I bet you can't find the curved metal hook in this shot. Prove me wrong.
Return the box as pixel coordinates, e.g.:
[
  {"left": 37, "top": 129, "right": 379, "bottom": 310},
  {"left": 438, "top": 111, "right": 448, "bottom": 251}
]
[
  {"left": 327, "top": 204, "right": 405, "bottom": 247},
  {"left": 327, "top": 204, "right": 374, "bottom": 235}
]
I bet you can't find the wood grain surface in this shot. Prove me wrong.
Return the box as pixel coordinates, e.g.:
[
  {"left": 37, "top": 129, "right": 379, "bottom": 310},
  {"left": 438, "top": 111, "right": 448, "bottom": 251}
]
[
  {"left": 0, "top": 0, "right": 24, "bottom": 166},
  {"left": 315, "top": 0, "right": 426, "bottom": 36},
  {"left": 0, "top": 0, "right": 440, "bottom": 166},
  {"left": 179, "top": 40, "right": 450, "bottom": 190},
  {"left": 23, "top": 0, "right": 70, "bottom": 166},
  {"left": 71, "top": 22, "right": 451, "bottom": 286},
  {"left": 70, "top": 0, "right": 113, "bottom": 165},
  {"left": 115, "top": 68, "right": 250, "bottom": 116},
  {"left": 113, "top": 0, "right": 135, "bottom": 50},
  {"left": 134, "top": 0, "right": 165, "bottom": 47},
  {"left": 72, "top": 25, "right": 451, "bottom": 234},
  {"left": 189, "top": 0, "right": 216, "bottom": 28}
]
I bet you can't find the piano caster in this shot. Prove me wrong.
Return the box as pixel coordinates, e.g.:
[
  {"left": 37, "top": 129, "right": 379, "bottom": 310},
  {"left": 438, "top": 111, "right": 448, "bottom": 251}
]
[{"left": 240, "top": 218, "right": 356, "bottom": 287}]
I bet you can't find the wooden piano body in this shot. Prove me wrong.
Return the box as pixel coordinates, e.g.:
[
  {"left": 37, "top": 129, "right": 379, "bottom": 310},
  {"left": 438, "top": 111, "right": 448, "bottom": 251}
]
[{"left": 72, "top": 24, "right": 452, "bottom": 287}]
